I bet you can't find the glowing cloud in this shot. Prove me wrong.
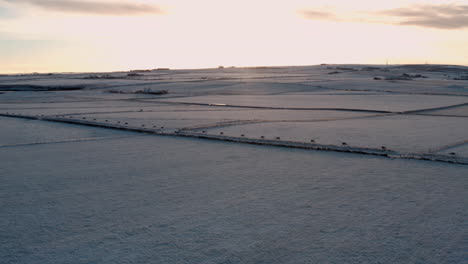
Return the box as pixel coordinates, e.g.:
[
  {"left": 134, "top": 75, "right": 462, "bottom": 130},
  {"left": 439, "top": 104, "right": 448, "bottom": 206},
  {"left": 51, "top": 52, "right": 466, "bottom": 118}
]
[
  {"left": 300, "top": 10, "right": 336, "bottom": 20},
  {"left": 300, "top": 3, "right": 468, "bottom": 30},
  {"left": 3, "top": 0, "right": 163, "bottom": 16},
  {"left": 382, "top": 4, "right": 468, "bottom": 29}
]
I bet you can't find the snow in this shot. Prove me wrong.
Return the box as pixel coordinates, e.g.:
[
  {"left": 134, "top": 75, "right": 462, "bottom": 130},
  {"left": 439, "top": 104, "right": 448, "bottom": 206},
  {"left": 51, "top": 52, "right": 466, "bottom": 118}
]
[
  {"left": 1, "top": 134, "right": 467, "bottom": 264},
  {"left": 418, "top": 104, "right": 468, "bottom": 117},
  {"left": 63, "top": 110, "right": 376, "bottom": 131},
  {"left": 1, "top": 64, "right": 468, "bottom": 263},
  {"left": 303, "top": 79, "right": 468, "bottom": 96},
  {"left": 0, "top": 103, "right": 236, "bottom": 116},
  {"left": 155, "top": 94, "right": 468, "bottom": 112},
  {"left": 0, "top": 116, "right": 133, "bottom": 147},
  {"left": 190, "top": 114, "right": 468, "bottom": 154},
  {"left": 437, "top": 143, "right": 468, "bottom": 157}
]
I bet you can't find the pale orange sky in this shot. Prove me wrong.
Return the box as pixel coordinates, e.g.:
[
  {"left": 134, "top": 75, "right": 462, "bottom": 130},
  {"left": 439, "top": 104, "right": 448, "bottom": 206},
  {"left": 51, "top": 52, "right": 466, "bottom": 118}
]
[{"left": 0, "top": 0, "right": 467, "bottom": 73}]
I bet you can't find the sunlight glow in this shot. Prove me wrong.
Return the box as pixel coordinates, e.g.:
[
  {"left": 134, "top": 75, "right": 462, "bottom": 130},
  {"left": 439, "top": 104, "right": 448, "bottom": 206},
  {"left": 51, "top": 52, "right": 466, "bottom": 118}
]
[{"left": 1, "top": 0, "right": 467, "bottom": 73}]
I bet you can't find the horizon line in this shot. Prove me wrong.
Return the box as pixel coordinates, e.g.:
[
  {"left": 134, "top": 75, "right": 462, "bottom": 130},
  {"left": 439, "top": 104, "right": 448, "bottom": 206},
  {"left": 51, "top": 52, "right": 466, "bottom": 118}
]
[{"left": 2, "top": 63, "right": 468, "bottom": 75}]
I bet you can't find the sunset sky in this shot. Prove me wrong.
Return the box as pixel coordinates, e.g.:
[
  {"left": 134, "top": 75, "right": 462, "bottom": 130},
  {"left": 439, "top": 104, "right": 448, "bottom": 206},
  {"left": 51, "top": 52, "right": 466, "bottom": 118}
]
[{"left": 1, "top": 0, "right": 467, "bottom": 73}]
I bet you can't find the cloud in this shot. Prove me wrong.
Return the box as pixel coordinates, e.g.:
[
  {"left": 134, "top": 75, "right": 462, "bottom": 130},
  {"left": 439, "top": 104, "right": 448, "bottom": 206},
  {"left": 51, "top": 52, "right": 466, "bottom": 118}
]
[
  {"left": 299, "top": 4, "right": 468, "bottom": 30},
  {"left": 300, "top": 10, "right": 336, "bottom": 20},
  {"left": 3, "top": 0, "right": 163, "bottom": 16},
  {"left": 381, "top": 4, "right": 468, "bottom": 29}
]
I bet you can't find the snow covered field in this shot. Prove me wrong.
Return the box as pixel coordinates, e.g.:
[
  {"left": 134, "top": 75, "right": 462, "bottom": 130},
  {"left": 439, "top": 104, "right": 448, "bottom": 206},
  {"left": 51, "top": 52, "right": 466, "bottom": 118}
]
[
  {"left": 1, "top": 65, "right": 467, "bottom": 263},
  {"left": 192, "top": 114, "right": 468, "bottom": 153},
  {"left": 155, "top": 93, "right": 468, "bottom": 112}
]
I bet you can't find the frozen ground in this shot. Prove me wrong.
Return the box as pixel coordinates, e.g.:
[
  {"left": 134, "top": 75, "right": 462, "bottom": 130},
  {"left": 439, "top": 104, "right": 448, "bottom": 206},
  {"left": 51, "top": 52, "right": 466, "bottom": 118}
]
[
  {"left": 418, "top": 104, "right": 468, "bottom": 117},
  {"left": 1, "top": 131, "right": 467, "bottom": 264},
  {"left": 155, "top": 93, "right": 468, "bottom": 112},
  {"left": 437, "top": 143, "right": 468, "bottom": 157},
  {"left": 1, "top": 64, "right": 467, "bottom": 263},
  {"left": 192, "top": 114, "right": 468, "bottom": 153},
  {"left": 66, "top": 109, "right": 377, "bottom": 131},
  {"left": 0, "top": 117, "right": 134, "bottom": 147}
]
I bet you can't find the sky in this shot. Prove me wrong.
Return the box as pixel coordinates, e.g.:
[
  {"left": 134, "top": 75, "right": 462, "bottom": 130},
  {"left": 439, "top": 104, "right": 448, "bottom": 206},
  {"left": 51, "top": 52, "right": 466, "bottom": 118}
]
[{"left": 0, "top": 0, "right": 467, "bottom": 73}]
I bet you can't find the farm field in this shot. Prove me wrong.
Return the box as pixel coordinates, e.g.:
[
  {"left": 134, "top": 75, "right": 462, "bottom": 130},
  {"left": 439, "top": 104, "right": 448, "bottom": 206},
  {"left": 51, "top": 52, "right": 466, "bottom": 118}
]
[{"left": 1, "top": 65, "right": 467, "bottom": 263}]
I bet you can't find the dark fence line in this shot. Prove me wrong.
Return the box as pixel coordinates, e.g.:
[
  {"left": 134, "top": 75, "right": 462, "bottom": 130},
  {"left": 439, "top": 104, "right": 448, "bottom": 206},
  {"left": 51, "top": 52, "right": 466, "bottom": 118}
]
[{"left": 1, "top": 112, "right": 467, "bottom": 165}]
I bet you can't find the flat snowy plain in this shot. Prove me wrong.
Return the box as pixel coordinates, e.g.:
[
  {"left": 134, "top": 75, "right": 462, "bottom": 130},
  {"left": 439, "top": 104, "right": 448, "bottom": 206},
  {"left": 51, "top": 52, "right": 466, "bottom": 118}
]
[{"left": 1, "top": 65, "right": 467, "bottom": 263}]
